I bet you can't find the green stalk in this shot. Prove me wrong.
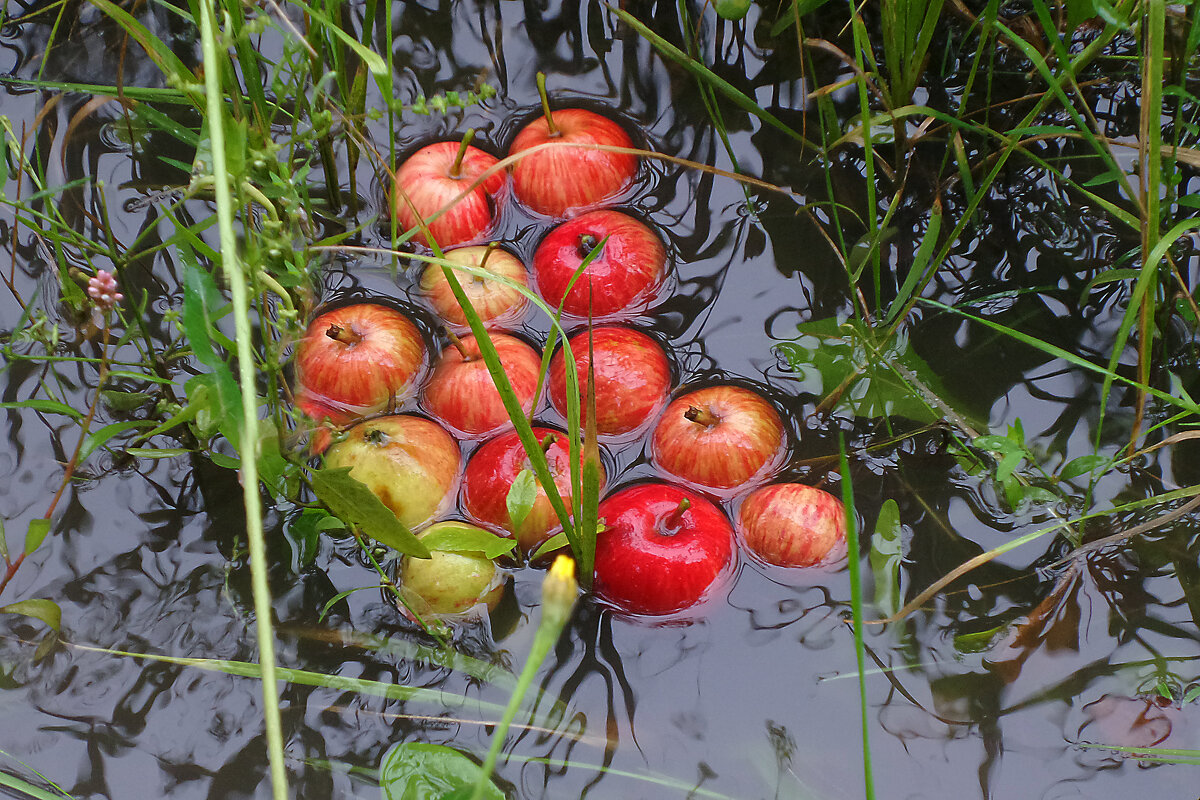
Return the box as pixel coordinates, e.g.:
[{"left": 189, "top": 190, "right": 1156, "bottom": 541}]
[
  {"left": 470, "top": 557, "right": 578, "bottom": 799},
  {"left": 845, "top": 0, "right": 882, "bottom": 314},
  {"left": 197, "top": 4, "right": 288, "bottom": 799},
  {"left": 838, "top": 437, "right": 874, "bottom": 799}
]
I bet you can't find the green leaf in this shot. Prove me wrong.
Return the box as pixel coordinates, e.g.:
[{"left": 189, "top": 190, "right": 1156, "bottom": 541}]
[
  {"left": 0, "top": 518, "right": 7, "bottom": 561},
  {"left": 318, "top": 586, "right": 376, "bottom": 622},
  {"left": 0, "top": 399, "right": 83, "bottom": 419},
  {"left": 778, "top": 318, "right": 970, "bottom": 424},
  {"left": 1182, "top": 685, "right": 1200, "bottom": 704},
  {"left": 505, "top": 470, "right": 538, "bottom": 534},
  {"left": 123, "top": 447, "right": 192, "bottom": 459},
  {"left": 532, "top": 531, "right": 570, "bottom": 561},
  {"left": 209, "top": 452, "right": 241, "bottom": 470},
  {"left": 100, "top": 389, "right": 154, "bottom": 411},
  {"left": 1059, "top": 454, "right": 1108, "bottom": 481},
  {"left": 379, "top": 742, "right": 505, "bottom": 800},
  {"left": 973, "top": 435, "right": 1019, "bottom": 453},
  {"left": 78, "top": 420, "right": 156, "bottom": 462},
  {"left": 419, "top": 522, "right": 516, "bottom": 559},
  {"left": 309, "top": 467, "right": 430, "bottom": 558},
  {"left": 24, "top": 519, "right": 51, "bottom": 555},
  {"left": 714, "top": 0, "right": 752, "bottom": 20},
  {"left": 0, "top": 599, "right": 61, "bottom": 632},
  {"left": 868, "top": 500, "right": 903, "bottom": 617},
  {"left": 180, "top": 248, "right": 244, "bottom": 452}
]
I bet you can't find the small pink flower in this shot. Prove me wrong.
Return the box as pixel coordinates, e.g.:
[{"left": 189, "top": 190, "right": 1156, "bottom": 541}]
[{"left": 87, "top": 270, "right": 124, "bottom": 312}]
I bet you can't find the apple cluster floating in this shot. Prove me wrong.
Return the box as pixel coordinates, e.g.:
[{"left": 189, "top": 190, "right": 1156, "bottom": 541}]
[{"left": 293, "top": 76, "right": 849, "bottom": 623}]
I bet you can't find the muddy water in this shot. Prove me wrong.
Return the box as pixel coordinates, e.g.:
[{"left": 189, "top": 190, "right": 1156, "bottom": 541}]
[{"left": 1, "top": 2, "right": 1198, "bottom": 798}]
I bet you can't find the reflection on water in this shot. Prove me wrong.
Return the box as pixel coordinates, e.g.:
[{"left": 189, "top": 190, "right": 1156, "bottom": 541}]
[{"left": 1, "top": 1, "right": 1198, "bottom": 798}]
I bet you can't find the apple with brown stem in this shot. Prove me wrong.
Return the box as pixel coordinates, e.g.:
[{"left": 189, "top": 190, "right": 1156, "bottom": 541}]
[
  {"left": 509, "top": 73, "right": 637, "bottom": 218},
  {"left": 419, "top": 243, "right": 530, "bottom": 330},
  {"left": 651, "top": 385, "right": 786, "bottom": 493},
  {"left": 422, "top": 331, "right": 542, "bottom": 437}
]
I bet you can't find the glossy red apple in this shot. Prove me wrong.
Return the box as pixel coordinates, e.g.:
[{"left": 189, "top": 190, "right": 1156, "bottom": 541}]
[
  {"left": 510, "top": 107, "right": 636, "bottom": 218},
  {"left": 419, "top": 244, "right": 530, "bottom": 330},
  {"left": 462, "top": 427, "right": 606, "bottom": 554},
  {"left": 392, "top": 135, "right": 505, "bottom": 249},
  {"left": 422, "top": 332, "right": 542, "bottom": 437},
  {"left": 651, "top": 385, "right": 786, "bottom": 493},
  {"left": 737, "top": 483, "right": 847, "bottom": 568},
  {"left": 324, "top": 414, "right": 461, "bottom": 531},
  {"left": 548, "top": 326, "right": 672, "bottom": 437},
  {"left": 593, "top": 483, "right": 735, "bottom": 616},
  {"left": 398, "top": 522, "right": 506, "bottom": 616},
  {"left": 532, "top": 210, "right": 667, "bottom": 319},
  {"left": 295, "top": 303, "right": 426, "bottom": 418}
]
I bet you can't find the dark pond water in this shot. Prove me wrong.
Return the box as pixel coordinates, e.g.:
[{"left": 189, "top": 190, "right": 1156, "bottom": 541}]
[{"left": 1, "top": 1, "right": 1198, "bottom": 798}]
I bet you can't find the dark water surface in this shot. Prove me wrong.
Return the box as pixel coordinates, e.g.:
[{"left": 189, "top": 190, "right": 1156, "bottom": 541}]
[{"left": 1, "top": 2, "right": 1198, "bottom": 798}]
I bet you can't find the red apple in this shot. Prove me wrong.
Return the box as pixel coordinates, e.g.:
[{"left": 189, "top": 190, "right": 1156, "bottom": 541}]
[
  {"left": 422, "top": 332, "right": 542, "bottom": 437},
  {"left": 419, "top": 244, "right": 530, "bottom": 330},
  {"left": 324, "top": 414, "right": 461, "bottom": 531},
  {"left": 295, "top": 303, "right": 426, "bottom": 418},
  {"left": 532, "top": 210, "right": 667, "bottom": 319},
  {"left": 398, "top": 522, "right": 506, "bottom": 616},
  {"left": 548, "top": 326, "right": 672, "bottom": 437},
  {"left": 651, "top": 385, "right": 786, "bottom": 493},
  {"left": 462, "top": 427, "right": 606, "bottom": 554},
  {"left": 593, "top": 483, "right": 735, "bottom": 616},
  {"left": 510, "top": 107, "right": 636, "bottom": 218},
  {"left": 392, "top": 136, "right": 505, "bottom": 249},
  {"left": 737, "top": 483, "right": 847, "bottom": 568}
]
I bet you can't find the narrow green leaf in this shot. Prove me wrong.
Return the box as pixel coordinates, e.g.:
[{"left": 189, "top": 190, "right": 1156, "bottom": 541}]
[
  {"left": 420, "top": 523, "right": 517, "bottom": 559},
  {"left": 24, "top": 519, "right": 51, "bottom": 555},
  {"left": 309, "top": 467, "right": 430, "bottom": 558},
  {"left": 886, "top": 201, "right": 942, "bottom": 323},
  {"left": 318, "top": 586, "right": 377, "bottom": 623},
  {"left": 577, "top": 322, "right": 602, "bottom": 586},
  {"left": 123, "top": 447, "right": 192, "bottom": 459},
  {"left": 78, "top": 420, "right": 156, "bottom": 462},
  {"left": 532, "top": 531, "right": 570, "bottom": 561},
  {"left": 868, "top": 500, "right": 902, "bottom": 617},
  {"left": 0, "top": 400, "right": 83, "bottom": 419},
  {"left": 0, "top": 518, "right": 7, "bottom": 561},
  {"left": 973, "top": 435, "right": 1019, "bottom": 453},
  {"left": 0, "top": 599, "right": 61, "bottom": 632},
  {"left": 181, "top": 249, "right": 244, "bottom": 452},
  {"left": 0, "top": 763, "right": 73, "bottom": 800},
  {"left": 505, "top": 470, "right": 538, "bottom": 534},
  {"left": 1059, "top": 454, "right": 1108, "bottom": 481}
]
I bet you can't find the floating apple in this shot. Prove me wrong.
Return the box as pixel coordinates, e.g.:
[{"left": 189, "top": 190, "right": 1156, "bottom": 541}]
[
  {"left": 651, "top": 385, "right": 786, "bottom": 493},
  {"left": 295, "top": 303, "right": 426, "bottom": 418},
  {"left": 532, "top": 210, "right": 666, "bottom": 319},
  {"left": 422, "top": 332, "right": 542, "bottom": 437},
  {"left": 548, "top": 326, "right": 672, "bottom": 437},
  {"left": 392, "top": 133, "right": 505, "bottom": 249},
  {"left": 593, "top": 483, "right": 735, "bottom": 616},
  {"left": 398, "top": 522, "right": 507, "bottom": 616},
  {"left": 324, "top": 414, "right": 461, "bottom": 531},
  {"left": 419, "top": 244, "right": 530, "bottom": 330},
  {"left": 509, "top": 74, "right": 636, "bottom": 218},
  {"left": 737, "top": 483, "right": 847, "bottom": 568},
  {"left": 462, "top": 427, "right": 605, "bottom": 554}
]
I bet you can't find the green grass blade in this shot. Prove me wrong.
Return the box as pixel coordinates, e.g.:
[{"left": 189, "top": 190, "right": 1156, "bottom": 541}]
[{"left": 838, "top": 437, "right": 874, "bottom": 800}]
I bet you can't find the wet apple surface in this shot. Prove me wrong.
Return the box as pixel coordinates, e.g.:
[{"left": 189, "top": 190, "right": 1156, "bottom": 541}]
[
  {"left": 393, "top": 139, "right": 506, "bottom": 248},
  {"left": 422, "top": 332, "right": 542, "bottom": 437}
]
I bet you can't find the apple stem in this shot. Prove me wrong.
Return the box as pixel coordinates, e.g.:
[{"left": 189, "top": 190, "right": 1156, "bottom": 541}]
[
  {"left": 536, "top": 72, "right": 559, "bottom": 137},
  {"left": 449, "top": 128, "right": 476, "bottom": 179},
  {"left": 539, "top": 432, "right": 557, "bottom": 453},
  {"left": 662, "top": 498, "right": 691, "bottom": 534},
  {"left": 684, "top": 405, "right": 720, "bottom": 428},
  {"left": 325, "top": 323, "right": 362, "bottom": 346},
  {"left": 445, "top": 329, "right": 475, "bottom": 361},
  {"left": 476, "top": 241, "right": 500, "bottom": 282}
]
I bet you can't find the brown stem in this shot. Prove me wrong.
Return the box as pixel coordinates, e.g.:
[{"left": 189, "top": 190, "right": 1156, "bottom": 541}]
[
  {"left": 445, "top": 328, "right": 474, "bottom": 361},
  {"left": 448, "top": 128, "right": 476, "bottom": 179},
  {"left": 536, "top": 72, "right": 558, "bottom": 137},
  {"left": 662, "top": 498, "right": 691, "bottom": 534},
  {"left": 684, "top": 405, "right": 720, "bottom": 428},
  {"left": 325, "top": 323, "right": 362, "bottom": 345},
  {"left": 539, "top": 433, "right": 557, "bottom": 453}
]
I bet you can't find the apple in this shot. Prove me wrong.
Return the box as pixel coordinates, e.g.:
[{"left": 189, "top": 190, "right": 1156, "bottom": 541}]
[
  {"left": 419, "top": 244, "right": 530, "bottom": 330},
  {"left": 651, "top": 385, "right": 786, "bottom": 493},
  {"left": 397, "top": 522, "right": 506, "bottom": 616},
  {"left": 422, "top": 332, "right": 542, "bottom": 437},
  {"left": 548, "top": 326, "right": 672, "bottom": 437},
  {"left": 295, "top": 303, "right": 426, "bottom": 418},
  {"left": 593, "top": 483, "right": 735, "bottom": 616},
  {"left": 462, "top": 427, "right": 606, "bottom": 554},
  {"left": 294, "top": 392, "right": 354, "bottom": 456},
  {"left": 392, "top": 133, "right": 505, "bottom": 249},
  {"left": 324, "top": 414, "right": 461, "bottom": 532},
  {"left": 737, "top": 483, "right": 847, "bottom": 568},
  {"left": 532, "top": 210, "right": 667, "bottom": 319},
  {"left": 509, "top": 74, "right": 636, "bottom": 218}
]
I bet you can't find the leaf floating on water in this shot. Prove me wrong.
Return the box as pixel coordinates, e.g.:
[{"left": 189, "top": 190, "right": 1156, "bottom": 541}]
[
  {"left": 0, "top": 598, "right": 62, "bottom": 632},
  {"left": 379, "top": 742, "right": 505, "bottom": 800}
]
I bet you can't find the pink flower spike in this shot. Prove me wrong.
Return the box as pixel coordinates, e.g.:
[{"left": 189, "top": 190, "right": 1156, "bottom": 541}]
[{"left": 87, "top": 270, "right": 124, "bottom": 312}]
